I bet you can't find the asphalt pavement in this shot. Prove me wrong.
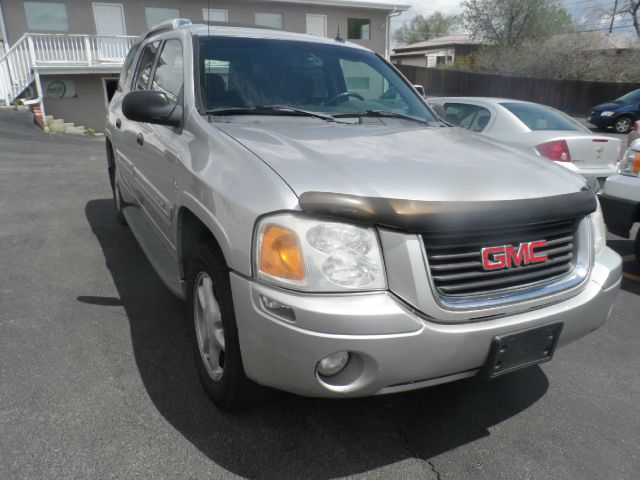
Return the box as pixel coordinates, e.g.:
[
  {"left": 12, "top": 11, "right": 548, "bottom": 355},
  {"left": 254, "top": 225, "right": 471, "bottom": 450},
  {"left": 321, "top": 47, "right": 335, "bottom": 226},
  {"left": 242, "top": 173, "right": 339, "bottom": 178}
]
[{"left": 1, "top": 109, "right": 639, "bottom": 479}]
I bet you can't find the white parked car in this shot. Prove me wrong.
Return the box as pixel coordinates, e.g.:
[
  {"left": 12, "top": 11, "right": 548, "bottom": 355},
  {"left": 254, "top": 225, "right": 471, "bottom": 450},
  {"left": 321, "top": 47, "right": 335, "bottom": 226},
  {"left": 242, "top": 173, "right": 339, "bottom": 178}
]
[
  {"left": 429, "top": 97, "right": 624, "bottom": 187},
  {"left": 600, "top": 139, "right": 640, "bottom": 264}
]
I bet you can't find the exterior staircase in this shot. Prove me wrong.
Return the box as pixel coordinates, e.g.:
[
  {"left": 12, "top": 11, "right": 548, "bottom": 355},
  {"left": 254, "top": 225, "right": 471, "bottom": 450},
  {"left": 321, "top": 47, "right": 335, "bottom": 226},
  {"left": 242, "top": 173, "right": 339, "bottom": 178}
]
[
  {"left": 44, "top": 115, "right": 86, "bottom": 135},
  {"left": 0, "top": 35, "right": 35, "bottom": 105}
]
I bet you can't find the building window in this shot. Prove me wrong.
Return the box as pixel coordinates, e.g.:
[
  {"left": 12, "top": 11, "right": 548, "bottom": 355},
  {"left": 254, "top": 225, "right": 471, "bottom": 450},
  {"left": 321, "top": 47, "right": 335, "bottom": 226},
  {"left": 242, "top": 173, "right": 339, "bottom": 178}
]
[
  {"left": 255, "top": 13, "right": 283, "bottom": 30},
  {"left": 145, "top": 7, "right": 180, "bottom": 29},
  {"left": 24, "top": 2, "right": 69, "bottom": 32},
  {"left": 348, "top": 18, "right": 370, "bottom": 40},
  {"left": 436, "top": 56, "right": 446, "bottom": 66},
  {"left": 203, "top": 9, "right": 228, "bottom": 22}
]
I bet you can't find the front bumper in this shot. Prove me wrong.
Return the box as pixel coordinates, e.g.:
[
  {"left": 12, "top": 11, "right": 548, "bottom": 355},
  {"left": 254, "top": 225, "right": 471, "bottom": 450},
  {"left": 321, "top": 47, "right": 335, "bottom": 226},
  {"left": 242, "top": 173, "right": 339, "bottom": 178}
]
[
  {"left": 231, "top": 247, "right": 621, "bottom": 398},
  {"left": 600, "top": 193, "right": 640, "bottom": 238},
  {"left": 587, "top": 115, "right": 614, "bottom": 128}
]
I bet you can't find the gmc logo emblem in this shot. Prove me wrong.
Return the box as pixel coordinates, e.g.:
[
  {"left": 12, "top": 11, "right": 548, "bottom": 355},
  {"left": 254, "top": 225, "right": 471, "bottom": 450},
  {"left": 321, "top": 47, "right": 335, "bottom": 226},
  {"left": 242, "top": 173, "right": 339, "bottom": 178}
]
[{"left": 481, "top": 241, "right": 548, "bottom": 271}]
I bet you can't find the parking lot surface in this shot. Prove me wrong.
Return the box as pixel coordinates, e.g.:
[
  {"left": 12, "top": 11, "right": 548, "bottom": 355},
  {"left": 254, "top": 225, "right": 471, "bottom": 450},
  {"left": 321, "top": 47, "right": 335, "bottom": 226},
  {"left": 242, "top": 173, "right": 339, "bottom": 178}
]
[{"left": 1, "top": 110, "right": 639, "bottom": 479}]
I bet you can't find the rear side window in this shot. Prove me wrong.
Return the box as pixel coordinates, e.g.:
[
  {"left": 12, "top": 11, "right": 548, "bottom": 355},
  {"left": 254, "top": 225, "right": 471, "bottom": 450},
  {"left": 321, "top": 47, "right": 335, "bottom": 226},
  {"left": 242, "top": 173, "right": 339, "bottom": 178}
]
[
  {"left": 150, "top": 39, "right": 184, "bottom": 105},
  {"left": 443, "top": 102, "right": 491, "bottom": 132},
  {"left": 501, "top": 102, "right": 582, "bottom": 131},
  {"left": 118, "top": 43, "right": 141, "bottom": 92},
  {"left": 133, "top": 41, "right": 160, "bottom": 91}
]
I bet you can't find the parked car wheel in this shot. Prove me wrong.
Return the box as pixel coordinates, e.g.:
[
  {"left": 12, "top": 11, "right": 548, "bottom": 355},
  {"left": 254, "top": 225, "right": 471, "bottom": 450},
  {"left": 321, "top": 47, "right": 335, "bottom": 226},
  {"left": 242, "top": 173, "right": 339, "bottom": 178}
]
[
  {"left": 187, "top": 240, "right": 269, "bottom": 410},
  {"left": 112, "top": 170, "right": 127, "bottom": 226},
  {"left": 614, "top": 116, "right": 633, "bottom": 134}
]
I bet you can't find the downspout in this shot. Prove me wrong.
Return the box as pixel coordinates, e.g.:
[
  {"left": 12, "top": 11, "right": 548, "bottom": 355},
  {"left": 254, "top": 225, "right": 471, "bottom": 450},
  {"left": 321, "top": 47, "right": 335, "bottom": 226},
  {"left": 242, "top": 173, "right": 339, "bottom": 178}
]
[
  {"left": 0, "top": 1, "right": 9, "bottom": 53},
  {"left": 385, "top": 7, "right": 402, "bottom": 60}
]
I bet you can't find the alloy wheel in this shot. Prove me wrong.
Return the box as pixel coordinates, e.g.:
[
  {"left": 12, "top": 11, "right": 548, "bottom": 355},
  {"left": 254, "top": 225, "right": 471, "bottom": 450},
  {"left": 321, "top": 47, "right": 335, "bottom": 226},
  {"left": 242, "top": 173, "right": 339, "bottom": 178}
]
[{"left": 193, "top": 271, "right": 226, "bottom": 381}]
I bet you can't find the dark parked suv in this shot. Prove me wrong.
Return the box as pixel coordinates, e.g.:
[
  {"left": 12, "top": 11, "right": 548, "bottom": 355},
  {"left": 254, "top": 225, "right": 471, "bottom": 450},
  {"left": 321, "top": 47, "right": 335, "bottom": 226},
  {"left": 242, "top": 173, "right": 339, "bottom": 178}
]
[{"left": 588, "top": 89, "right": 640, "bottom": 134}]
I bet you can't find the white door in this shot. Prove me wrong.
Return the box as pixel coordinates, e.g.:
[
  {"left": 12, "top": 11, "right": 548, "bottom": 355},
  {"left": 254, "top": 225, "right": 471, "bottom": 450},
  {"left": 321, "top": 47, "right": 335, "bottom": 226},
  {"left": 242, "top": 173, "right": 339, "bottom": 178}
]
[
  {"left": 306, "top": 14, "right": 327, "bottom": 37},
  {"left": 93, "top": 3, "right": 126, "bottom": 61}
]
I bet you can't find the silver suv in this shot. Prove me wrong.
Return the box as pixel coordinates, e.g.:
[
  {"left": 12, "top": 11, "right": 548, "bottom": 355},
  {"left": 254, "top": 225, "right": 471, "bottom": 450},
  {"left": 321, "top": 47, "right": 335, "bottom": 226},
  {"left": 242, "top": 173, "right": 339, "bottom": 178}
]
[{"left": 105, "top": 20, "right": 622, "bottom": 410}]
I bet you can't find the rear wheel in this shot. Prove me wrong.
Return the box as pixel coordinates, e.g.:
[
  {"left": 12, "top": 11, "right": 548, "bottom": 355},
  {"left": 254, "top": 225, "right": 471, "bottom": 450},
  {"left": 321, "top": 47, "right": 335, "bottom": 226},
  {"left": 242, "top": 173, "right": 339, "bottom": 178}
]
[
  {"left": 614, "top": 116, "right": 633, "bottom": 134},
  {"left": 187, "top": 240, "right": 270, "bottom": 410}
]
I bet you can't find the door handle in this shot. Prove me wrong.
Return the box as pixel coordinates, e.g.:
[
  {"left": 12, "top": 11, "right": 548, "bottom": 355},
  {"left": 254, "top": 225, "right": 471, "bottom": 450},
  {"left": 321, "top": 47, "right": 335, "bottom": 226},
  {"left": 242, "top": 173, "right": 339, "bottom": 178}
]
[
  {"left": 115, "top": 119, "right": 121, "bottom": 129},
  {"left": 136, "top": 133, "right": 144, "bottom": 146}
]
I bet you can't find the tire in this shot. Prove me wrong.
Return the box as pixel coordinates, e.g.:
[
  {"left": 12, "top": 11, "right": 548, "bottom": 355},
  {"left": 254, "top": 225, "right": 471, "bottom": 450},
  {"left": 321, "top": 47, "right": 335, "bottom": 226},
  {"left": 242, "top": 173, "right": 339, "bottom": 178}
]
[
  {"left": 186, "top": 240, "right": 270, "bottom": 410},
  {"left": 635, "top": 230, "right": 640, "bottom": 268},
  {"left": 614, "top": 116, "right": 633, "bottom": 134},
  {"left": 112, "top": 168, "right": 127, "bottom": 226}
]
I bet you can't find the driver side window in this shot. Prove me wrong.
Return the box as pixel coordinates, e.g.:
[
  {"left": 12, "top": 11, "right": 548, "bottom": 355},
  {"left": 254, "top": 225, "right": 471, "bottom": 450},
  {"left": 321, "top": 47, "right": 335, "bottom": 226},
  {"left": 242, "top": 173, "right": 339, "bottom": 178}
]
[{"left": 133, "top": 41, "right": 160, "bottom": 91}]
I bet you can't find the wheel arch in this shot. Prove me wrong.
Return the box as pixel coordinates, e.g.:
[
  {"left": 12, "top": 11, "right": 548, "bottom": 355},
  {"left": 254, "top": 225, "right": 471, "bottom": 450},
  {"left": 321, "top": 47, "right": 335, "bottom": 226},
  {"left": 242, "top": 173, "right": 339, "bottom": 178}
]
[{"left": 176, "top": 201, "right": 235, "bottom": 283}]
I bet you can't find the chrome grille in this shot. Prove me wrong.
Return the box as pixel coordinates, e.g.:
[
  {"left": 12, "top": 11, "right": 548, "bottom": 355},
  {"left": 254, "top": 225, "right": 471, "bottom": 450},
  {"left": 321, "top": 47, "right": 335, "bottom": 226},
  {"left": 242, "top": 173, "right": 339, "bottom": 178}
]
[{"left": 423, "top": 219, "right": 578, "bottom": 298}]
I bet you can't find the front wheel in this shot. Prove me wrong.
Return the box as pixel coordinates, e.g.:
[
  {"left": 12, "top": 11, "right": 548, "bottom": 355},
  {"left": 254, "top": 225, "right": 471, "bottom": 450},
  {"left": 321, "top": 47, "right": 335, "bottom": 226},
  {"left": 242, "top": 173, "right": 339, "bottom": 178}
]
[
  {"left": 187, "top": 240, "right": 269, "bottom": 410},
  {"left": 635, "top": 229, "right": 640, "bottom": 268},
  {"left": 614, "top": 116, "right": 633, "bottom": 134},
  {"left": 112, "top": 169, "right": 127, "bottom": 226}
]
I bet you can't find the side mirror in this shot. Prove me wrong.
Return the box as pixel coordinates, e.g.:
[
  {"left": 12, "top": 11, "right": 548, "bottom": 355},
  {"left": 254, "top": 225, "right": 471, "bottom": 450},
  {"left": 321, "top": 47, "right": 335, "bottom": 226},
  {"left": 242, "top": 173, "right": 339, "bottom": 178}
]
[
  {"left": 413, "top": 84, "right": 425, "bottom": 97},
  {"left": 122, "top": 90, "right": 182, "bottom": 127}
]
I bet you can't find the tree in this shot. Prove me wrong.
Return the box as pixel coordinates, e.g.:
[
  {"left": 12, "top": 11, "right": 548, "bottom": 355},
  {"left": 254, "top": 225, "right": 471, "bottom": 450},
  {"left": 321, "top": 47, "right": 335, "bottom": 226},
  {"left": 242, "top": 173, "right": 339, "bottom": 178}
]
[
  {"left": 393, "top": 12, "right": 458, "bottom": 46},
  {"left": 461, "top": 0, "right": 573, "bottom": 47},
  {"left": 621, "top": 0, "right": 640, "bottom": 37}
]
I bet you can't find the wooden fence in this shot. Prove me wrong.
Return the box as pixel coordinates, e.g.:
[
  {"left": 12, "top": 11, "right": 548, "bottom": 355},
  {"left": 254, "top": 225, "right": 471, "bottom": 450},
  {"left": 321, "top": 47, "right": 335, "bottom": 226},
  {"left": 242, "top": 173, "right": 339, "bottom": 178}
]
[{"left": 397, "top": 65, "right": 640, "bottom": 116}]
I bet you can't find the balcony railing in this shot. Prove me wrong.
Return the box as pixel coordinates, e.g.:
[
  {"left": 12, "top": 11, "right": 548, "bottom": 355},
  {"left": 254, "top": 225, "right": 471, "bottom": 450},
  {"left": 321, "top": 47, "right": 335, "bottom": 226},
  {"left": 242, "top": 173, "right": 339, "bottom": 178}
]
[
  {"left": 0, "top": 33, "right": 137, "bottom": 104},
  {"left": 29, "top": 33, "right": 138, "bottom": 66}
]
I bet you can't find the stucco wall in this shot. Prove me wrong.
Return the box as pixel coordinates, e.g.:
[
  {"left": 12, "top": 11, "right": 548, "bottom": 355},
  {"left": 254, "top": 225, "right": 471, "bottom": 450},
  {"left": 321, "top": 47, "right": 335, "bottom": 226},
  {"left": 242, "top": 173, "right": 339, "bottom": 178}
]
[
  {"left": 41, "top": 73, "right": 114, "bottom": 131},
  {"left": 0, "top": 0, "right": 390, "bottom": 55}
]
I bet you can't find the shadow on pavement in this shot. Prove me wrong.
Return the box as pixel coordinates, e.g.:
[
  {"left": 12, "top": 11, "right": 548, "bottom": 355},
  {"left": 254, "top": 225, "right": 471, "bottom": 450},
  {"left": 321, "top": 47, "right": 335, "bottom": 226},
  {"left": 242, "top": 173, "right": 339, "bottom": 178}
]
[{"left": 85, "top": 198, "right": 549, "bottom": 479}]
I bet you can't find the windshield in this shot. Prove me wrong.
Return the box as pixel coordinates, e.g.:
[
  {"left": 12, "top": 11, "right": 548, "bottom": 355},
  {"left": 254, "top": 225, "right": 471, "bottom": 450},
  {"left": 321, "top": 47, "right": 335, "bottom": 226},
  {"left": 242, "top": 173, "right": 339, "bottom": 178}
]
[
  {"left": 197, "top": 36, "right": 436, "bottom": 122},
  {"left": 615, "top": 89, "right": 640, "bottom": 105},
  {"left": 501, "top": 102, "right": 584, "bottom": 131}
]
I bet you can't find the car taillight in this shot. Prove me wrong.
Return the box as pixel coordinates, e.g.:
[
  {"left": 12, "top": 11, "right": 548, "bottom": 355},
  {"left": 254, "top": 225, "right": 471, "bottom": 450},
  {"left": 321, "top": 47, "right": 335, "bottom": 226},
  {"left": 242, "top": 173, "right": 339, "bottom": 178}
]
[{"left": 535, "top": 140, "right": 571, "bottom": 162}]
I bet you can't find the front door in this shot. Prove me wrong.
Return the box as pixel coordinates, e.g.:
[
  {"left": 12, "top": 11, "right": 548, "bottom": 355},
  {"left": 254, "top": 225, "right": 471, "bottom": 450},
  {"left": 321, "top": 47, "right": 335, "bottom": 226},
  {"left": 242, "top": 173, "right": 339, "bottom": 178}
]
[
  {"left": 93, "top": 3, "right": 126, "bottom": 61},
  {"left": 131, "top": 38, "right": 184, "bottom": 244},
  {"left": 306, "top": 14, "right": 327, "bottom": 37}
]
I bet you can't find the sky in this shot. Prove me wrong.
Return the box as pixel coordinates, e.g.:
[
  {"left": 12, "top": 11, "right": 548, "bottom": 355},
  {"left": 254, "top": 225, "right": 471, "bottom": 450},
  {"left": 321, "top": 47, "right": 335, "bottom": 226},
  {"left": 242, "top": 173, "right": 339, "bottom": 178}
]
[{"left": 385, "top": 0, "right": 637, "bottom": 39}]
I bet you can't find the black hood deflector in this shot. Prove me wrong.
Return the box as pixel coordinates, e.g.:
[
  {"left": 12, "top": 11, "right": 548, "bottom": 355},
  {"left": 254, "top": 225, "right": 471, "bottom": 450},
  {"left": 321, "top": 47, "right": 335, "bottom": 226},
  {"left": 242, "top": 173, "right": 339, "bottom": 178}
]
[{"left": 298, "top": 189, "right": 597, "bottom": 232}]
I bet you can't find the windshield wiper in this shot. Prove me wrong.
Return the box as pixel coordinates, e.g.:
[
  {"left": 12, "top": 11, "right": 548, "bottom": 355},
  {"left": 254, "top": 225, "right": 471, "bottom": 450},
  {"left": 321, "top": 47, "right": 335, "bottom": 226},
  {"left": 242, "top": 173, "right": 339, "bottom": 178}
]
[
  {"left": 206, "top": 105, "right": 340, "bottom": 122},
  {"left": 332, "top": 110, "right": 433, "bottom": 126}
]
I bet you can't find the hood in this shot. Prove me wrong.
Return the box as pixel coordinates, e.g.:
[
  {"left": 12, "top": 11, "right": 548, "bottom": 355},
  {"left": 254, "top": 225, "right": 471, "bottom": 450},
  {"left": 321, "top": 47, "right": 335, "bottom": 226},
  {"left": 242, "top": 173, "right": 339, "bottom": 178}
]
[
  {"left": 214, "top": 118, "right": 587, "bottom": 202},
  {"left": 591, "top": 101, "right": 634, "bottom": 112}
]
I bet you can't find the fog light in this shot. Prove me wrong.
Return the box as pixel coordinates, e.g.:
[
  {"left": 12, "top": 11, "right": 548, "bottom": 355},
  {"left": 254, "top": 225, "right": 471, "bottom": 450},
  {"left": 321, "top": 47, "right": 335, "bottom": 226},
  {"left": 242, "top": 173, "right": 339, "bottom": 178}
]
[{"left": 317, "top": 352, "right": 350, "bottom": 377}]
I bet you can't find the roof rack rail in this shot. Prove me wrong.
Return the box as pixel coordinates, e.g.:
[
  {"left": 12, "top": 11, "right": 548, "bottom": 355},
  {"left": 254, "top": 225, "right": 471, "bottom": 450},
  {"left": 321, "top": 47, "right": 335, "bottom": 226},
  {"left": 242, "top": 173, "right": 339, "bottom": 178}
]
[{"left": 144, "top": 18, "right": 192, "bottom": 39}]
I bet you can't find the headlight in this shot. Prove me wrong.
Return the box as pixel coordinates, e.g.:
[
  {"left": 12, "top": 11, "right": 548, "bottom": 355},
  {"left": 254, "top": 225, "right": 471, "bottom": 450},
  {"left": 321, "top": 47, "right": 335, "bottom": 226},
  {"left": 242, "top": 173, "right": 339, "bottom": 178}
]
[
  {"left": 254, "top": 213, "right": 386, "bottom": 291},
  {"left": 619, "top": 148, "right": 640, "bottom": 177},
  {"left": 589, "top": 199, "right": 606, "bottom": 255},
  {"left": 600, "top": 111, "right": 615, "bottom": 117}
]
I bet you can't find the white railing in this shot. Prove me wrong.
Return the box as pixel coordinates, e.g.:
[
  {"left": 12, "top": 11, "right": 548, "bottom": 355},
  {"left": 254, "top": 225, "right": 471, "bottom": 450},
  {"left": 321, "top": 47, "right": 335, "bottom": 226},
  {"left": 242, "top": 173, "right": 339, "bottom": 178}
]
[
  {"left": 30, "top": 34, "right": 137, "bottom": 65},
  {"left": 0, "top": 34, "right": 34, "bottom": 104},
  {"left": 0, "top": 33, "right": 137, "bottom": 104}
]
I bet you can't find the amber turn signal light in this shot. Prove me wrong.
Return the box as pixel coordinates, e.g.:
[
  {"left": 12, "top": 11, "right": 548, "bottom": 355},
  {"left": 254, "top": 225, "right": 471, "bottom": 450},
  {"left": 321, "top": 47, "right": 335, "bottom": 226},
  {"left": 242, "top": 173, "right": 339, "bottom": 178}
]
[
  {"left": 633, "top": 153, "right": 640, "bottom": 174},
  {"left": 259, "top": 225, "right": 305, "bottom": 281}
]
